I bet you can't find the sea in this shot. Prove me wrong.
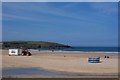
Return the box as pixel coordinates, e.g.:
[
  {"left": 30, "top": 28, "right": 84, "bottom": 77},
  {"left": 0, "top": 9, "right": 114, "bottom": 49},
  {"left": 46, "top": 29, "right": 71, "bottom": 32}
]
[{"left": 32, "top": 47, "right": 119, "bottom": 53}]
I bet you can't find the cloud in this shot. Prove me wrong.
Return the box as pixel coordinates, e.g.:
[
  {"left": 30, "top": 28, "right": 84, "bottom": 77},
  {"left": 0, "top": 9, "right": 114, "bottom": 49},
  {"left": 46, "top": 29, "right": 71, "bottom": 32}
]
[
  {"left": 90, "top": 2, "right": 118, "bottom": 15},
  {"left": 2, "top": 13, "right": 53, "bottom": 23},
  {"left": 2, "top": 2, "right": 117, "bottom": 26},
  {"left": 2, "top": 3, "right": 78, "bottom": 21},
  {"left": 63, "top": 3, "right": 79, "bottom": 8}
]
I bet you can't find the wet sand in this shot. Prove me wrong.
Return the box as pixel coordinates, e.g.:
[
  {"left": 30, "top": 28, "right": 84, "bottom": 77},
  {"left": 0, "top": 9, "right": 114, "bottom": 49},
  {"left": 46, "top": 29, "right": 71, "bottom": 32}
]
[{"left": 2, "top": 50, "right": 118, "bottom": 78}]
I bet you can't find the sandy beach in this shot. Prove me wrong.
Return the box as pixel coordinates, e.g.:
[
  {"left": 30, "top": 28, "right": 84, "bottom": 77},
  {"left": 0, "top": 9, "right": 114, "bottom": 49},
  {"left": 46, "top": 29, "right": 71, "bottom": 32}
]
[{"left": 2, "top": 50, "right": 118, "bottom": 78}]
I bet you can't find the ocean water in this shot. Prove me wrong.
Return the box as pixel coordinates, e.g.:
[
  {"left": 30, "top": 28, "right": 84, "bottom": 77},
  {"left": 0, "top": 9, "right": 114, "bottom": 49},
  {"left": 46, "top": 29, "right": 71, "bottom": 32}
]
[
  {"left": 2, "top": 68, "right": 118, "bottom": 76},
  {"left": 35, "top": 47, "right": 119, "bottom": 53},
  {"left": 2, "top": 68, "right": 77, "bottom": 76},
  {"left": 62, "top": 47, "right": 118, "bottom": 53}
]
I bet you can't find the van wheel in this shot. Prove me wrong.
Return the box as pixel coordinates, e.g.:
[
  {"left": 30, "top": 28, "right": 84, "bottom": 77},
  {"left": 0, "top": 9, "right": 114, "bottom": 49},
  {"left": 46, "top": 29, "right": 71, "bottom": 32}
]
[
  {"left": 21, "top": 53, "right": 24, "bottom": 56},
  {"left": 26, "top": 53, "right": 29, "bottom": 56},
  {"left": 29, "top": 52, "right": 32, "bottom": 56}
]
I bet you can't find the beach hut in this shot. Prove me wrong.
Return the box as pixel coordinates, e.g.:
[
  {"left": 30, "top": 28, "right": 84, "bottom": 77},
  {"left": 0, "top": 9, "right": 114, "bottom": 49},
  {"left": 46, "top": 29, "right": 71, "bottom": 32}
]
[
  {"left": 88, "top": 57, "right": 100, "bottom": 63},
  {"left": 9, "top": 49, "right": 22, "bottom": 56}
]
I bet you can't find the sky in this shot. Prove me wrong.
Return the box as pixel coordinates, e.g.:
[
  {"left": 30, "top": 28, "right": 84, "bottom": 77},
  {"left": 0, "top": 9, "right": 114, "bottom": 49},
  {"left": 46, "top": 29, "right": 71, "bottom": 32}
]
[{"left": 2, "top": 2, "right": 118, "bottom": 47}]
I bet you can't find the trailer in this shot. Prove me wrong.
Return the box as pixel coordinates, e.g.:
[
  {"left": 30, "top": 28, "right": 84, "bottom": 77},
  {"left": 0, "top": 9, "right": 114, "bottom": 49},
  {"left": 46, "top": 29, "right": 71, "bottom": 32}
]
[{"left": 9, "top": 49, "right": 32, "bottom": 56}]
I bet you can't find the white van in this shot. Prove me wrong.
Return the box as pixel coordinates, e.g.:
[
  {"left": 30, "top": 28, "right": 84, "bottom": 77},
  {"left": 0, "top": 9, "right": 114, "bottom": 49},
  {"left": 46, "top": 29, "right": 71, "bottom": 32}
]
[{"left": 9, "top": 49, "right": 22, "bottom": 56}]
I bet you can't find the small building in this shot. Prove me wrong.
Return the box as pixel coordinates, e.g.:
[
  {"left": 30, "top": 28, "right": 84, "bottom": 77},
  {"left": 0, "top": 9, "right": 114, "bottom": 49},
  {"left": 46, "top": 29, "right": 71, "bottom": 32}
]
[{"left": 9, "top": 49, "right": 22, "bottom": 56}]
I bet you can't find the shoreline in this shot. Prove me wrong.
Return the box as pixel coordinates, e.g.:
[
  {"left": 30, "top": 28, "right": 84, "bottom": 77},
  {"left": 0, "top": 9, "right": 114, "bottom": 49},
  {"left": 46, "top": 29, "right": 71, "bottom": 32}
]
[
  {"left": 32, "top": 50, "right": 119, "bottom": 54},
  {"left": 29, "top": 49, "right": 119, "bottom": 53},
  {"left": 3, "top": 48, "right": 118, "bottom": 53}
]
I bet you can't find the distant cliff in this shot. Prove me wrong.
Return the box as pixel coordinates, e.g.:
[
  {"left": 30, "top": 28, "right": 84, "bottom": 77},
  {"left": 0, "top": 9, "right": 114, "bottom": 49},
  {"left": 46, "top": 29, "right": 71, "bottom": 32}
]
[{"left": 2, "top": 41, "right": 71, "bottom": 49}]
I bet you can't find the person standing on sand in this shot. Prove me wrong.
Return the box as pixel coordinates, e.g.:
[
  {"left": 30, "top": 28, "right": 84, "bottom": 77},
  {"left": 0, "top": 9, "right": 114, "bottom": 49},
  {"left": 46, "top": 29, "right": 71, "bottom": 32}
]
[
  {"left": 52, "top": 50, "right": 54, "bottom": 52},
  {"left": 38, "top": 45, "right": 41, "bottom": 52}
]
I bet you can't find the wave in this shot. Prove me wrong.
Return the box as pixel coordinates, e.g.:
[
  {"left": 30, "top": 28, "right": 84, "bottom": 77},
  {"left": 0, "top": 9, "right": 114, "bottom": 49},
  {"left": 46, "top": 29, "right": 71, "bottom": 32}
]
[
  {"left": 29, "top": 49, "right": 119, "bottom": 53},
  {"left": 56, "top": 50, "right": 119, "bottom": 53}
]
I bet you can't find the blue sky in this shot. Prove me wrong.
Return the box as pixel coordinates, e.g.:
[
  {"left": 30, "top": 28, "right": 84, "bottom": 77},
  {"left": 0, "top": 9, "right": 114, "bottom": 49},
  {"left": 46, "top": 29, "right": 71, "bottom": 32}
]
[{"left": 2, "top": 2, "right": 118, "bottom": 47}]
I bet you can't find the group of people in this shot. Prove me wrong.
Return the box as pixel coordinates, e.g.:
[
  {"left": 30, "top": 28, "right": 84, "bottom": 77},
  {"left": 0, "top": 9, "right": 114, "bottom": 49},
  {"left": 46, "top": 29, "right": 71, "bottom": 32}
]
[{"left": 104, "top": 56, "right": 110, "bottom": 58}]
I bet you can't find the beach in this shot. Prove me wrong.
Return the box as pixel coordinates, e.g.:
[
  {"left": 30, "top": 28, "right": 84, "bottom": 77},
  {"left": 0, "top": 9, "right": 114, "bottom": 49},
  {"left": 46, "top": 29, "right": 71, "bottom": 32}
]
[{"left": 2, "top": 50, "right": 118, "bottom": 78}]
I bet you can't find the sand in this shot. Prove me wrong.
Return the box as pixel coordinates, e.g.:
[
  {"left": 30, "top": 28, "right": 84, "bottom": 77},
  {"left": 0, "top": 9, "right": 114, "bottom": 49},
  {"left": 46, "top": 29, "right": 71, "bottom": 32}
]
[{"left": 2, "top": 50, "right": 118, "bottom": 78}]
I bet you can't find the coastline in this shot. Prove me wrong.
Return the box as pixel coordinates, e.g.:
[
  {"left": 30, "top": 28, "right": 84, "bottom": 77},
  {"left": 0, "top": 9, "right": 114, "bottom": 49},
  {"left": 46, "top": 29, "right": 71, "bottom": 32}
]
[{"left": 29, "top": 49, "right": 119, "bottom": 53}]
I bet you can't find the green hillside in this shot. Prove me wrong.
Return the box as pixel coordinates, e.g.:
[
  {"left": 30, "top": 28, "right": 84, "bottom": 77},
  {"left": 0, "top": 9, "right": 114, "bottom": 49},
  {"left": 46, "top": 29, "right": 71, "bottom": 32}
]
[{"left": 2, "top": 41, "right": 71, "bottom": 49}]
